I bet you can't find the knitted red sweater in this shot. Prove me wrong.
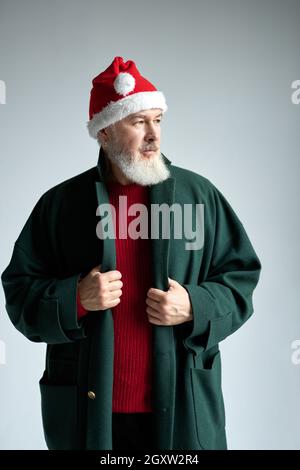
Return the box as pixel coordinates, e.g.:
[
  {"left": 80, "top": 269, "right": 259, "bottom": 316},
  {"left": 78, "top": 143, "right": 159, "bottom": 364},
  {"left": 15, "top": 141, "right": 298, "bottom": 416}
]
[{"left": 77, "top": 181, "right": 153, "bottom": 412}]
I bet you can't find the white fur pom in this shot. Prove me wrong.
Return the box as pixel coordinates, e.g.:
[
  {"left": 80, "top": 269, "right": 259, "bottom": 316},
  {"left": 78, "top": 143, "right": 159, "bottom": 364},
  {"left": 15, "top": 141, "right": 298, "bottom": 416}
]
[{"left": 114, "top": 72, "right": 136, "bottom": 96}]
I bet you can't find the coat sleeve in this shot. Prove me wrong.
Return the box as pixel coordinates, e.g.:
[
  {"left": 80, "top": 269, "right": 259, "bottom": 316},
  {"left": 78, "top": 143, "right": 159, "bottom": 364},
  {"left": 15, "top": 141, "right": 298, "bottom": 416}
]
[
  {"left": 183, "top": 184, "right": 262, "bottom": 352},
  {"left": 1, "top": 195, "right": 88, "bottom": 345}
]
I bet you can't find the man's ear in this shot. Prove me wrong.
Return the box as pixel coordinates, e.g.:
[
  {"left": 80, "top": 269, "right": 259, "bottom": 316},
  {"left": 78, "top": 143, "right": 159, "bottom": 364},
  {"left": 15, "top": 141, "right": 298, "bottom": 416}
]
[
  {"left": 97, "top": 129, "right": 107, "bottom": 142},
  {"left": 97, "top": 128, "right": 108, "bottom": 146}
]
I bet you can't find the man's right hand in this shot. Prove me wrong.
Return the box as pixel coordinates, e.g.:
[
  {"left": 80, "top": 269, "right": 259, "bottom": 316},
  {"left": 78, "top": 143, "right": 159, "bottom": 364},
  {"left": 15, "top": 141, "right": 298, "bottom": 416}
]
[{"left": 78, "top": 266, "right": 123, "bottom": 311}]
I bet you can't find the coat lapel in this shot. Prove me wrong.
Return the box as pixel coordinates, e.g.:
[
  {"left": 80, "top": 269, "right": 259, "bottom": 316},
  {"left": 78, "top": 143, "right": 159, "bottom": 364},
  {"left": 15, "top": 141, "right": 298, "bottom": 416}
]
[
  {"left": 95, "top": 149, "right": 117, "bottom": 271},
  {"left": 84, "top": 149, "right": 116, "bottom": 449},
  {"left": 149, "top": 170, "right": 175, "bottom": 292},
  {"left": 149, "top": 164, "right": 177, "bottom": 450}
]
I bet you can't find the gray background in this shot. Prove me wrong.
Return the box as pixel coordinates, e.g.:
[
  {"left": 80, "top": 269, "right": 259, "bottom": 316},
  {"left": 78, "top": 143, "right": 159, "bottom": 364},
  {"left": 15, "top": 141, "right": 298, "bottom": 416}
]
[{"left": 0, "top": 0, "right": 299, "bottom": 450}]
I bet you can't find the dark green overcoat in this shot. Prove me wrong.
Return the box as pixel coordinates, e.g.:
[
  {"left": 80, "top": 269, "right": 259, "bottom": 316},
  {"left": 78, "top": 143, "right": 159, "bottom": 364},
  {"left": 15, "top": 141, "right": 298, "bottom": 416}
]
[{"left": 1, "top": 149, "right": 261, "bottom": 450}]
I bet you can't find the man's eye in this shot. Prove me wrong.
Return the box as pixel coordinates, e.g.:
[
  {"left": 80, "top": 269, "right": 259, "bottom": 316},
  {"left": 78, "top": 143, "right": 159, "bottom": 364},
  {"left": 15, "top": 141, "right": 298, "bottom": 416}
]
[{"left": 133, "top": 119, "right": 161, "bottom": 125}]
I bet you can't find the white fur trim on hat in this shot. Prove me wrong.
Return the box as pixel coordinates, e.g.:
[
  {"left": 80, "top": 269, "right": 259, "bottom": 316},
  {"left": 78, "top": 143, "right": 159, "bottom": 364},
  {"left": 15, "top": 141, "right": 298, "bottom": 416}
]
[{"left": 87, "top": 91, "right": 168, "bottom": 139}]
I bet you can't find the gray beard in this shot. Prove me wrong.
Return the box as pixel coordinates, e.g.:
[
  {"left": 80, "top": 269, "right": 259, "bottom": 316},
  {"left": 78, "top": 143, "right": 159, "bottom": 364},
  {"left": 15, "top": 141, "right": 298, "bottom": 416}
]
[{"left": 105, "top": 149, "right": 170, "bottom": 186}]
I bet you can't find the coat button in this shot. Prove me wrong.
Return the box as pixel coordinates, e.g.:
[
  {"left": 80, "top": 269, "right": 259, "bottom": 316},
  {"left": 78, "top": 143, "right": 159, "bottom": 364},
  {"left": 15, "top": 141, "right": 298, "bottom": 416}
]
[{"left": 88, "top": 390, "right": 96, "bottom": 400}]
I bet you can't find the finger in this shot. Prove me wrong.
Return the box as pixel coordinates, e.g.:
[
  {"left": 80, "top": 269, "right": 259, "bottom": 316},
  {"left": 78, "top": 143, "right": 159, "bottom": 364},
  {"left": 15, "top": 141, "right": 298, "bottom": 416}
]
[
  {"left": 148, "top": 319, "right": 163, "bottom": 325},
  {"left": 145, "top": 297, "right": 160, "bottom": 311},
  {"left": 109, "top": 280, "right": 123, "bottom": 291},
  {"left": 103, "top": 270, "right": 122, "bottom": 281},
  {"left": 168, "top": 277, "right": 178, "bottom": 289},
  {"left": 147, "top": 288, "right": 165, "bottom": 301},
  {"left": 146, "top": 306, "right": 161, "bottom": 319},
  {"left": 109, "top": 289, "right": 122, "bottom": 300},
  {"left": 106, "top": 297, "right": 121, "bottom": 308},
  {"left": 147, "top": 314, "right": 163, "bottom": 325}
]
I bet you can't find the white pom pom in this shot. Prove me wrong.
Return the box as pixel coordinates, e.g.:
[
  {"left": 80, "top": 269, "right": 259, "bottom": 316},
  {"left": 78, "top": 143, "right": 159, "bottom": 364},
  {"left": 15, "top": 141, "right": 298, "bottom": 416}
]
[{"left": 114, "top": 72, "right": 136, "bottom": 96}]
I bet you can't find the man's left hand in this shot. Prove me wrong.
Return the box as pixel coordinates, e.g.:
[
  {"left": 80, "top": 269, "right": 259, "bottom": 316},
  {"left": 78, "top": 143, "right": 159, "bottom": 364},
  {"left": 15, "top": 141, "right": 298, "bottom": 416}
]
[{"left": 146, "top": 277, "right": 193, "bottom": 326}]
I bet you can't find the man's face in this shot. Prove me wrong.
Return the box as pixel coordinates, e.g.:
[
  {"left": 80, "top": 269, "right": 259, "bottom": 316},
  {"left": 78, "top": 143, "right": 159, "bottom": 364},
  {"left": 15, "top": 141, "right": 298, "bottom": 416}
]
[
  {"left": 110, "top": 108, "right": 162, "bottom": 158},
  {"left": 100, "top": 108, "right": 170, "bottom": 186}
]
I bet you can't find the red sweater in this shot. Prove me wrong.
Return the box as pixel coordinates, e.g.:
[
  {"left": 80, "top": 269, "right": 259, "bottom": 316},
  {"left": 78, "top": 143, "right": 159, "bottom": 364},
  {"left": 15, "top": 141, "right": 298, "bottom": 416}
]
[{"left": 77, "top": 181, "right": 153, "bottom": 412}]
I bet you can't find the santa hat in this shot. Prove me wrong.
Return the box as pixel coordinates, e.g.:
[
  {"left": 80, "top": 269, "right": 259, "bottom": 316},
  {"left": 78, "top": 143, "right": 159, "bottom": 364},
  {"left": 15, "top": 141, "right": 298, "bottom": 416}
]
[{"left": 87, "top": 56, "right": 168, "bottom": 139}]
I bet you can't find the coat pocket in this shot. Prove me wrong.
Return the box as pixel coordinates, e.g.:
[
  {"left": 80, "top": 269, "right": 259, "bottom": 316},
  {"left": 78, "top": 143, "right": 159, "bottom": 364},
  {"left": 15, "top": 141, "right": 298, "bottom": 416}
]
[
  {"left": 39, "top": 372, "right": 79, "bottom": 450},
  {"left": 190, "top": 351, "right": 226, "bottom": 449}
]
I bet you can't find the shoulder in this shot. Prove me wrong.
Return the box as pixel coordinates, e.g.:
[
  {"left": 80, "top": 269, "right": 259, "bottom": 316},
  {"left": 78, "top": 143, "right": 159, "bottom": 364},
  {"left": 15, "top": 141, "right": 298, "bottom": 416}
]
[
  {"left": 29, "top": 166, "right": 98, "bottom": 220},
  {"left": 42, "top": 166, "right": 97, "bottom": 204},
  {"left": 169, "top": 163, "right": 250, "bottom": 243},
  {"left": 169, "top": 162, "right": 238, "bottom": 218},
  {"left": 169, "top": 163, "right": 218, "bottom": 198},
  {"left": 14, "top": 166, "right": 99, "bottom": 248},
  {"left": 43, "top": 166, "right": 97, "bottom": 199}
]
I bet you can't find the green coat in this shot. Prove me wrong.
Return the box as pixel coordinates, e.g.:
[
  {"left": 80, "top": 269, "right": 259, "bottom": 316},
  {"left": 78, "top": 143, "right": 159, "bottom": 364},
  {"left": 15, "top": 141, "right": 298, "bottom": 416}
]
[{"left": 1, "top": 149, "right": 261, "bottom": 450}]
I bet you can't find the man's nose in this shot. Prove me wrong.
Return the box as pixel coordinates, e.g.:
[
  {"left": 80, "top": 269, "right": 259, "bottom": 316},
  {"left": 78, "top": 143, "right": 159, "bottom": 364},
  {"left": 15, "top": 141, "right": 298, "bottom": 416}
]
[{"left": 145, "top": 125, "right": 159, "bottom": 142}]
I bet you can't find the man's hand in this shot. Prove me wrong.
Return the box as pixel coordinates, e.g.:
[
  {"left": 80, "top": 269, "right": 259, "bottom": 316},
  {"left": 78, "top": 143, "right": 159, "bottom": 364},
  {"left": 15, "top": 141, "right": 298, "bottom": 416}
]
[
  {"left": 146, "top": 277, "right": 193, "bottom": 326},
  {"left": 78, "top": 265, "right": 123, "bottom": 311}
]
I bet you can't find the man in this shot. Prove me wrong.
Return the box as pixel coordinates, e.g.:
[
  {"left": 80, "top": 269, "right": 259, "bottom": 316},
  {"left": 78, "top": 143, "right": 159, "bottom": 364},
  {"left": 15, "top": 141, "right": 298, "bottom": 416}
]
[{"left": 1, "top": 56, "right": 261, "bottom": 451}]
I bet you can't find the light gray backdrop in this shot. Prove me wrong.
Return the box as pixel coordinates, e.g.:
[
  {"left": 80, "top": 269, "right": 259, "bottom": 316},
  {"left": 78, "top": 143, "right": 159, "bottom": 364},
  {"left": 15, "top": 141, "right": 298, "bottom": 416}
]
[{"left": 0, "top": 0, "right": 299, "bottom": 450}]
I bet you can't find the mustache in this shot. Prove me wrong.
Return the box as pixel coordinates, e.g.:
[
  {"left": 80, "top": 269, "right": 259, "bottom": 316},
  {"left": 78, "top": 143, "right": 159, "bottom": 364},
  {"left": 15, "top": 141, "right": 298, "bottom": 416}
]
[{"left": 141, "top": 146, "right": 159, "bottom": 151}]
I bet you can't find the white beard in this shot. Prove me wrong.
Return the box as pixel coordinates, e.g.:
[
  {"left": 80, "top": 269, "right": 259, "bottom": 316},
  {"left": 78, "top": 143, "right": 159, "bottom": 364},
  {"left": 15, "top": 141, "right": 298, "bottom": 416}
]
[
  {"left": 108, "top": 151, "right": 170, "bottom": 186},
  {"left": 104, "top": 141, "right": 170, "bottom": 186}
]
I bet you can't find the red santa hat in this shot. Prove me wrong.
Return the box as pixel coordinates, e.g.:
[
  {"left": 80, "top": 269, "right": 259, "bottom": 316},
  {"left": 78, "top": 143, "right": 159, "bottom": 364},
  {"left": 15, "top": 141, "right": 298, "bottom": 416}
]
[{"left": 87, "top": 56, "right": 168, "bottom": 139}]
